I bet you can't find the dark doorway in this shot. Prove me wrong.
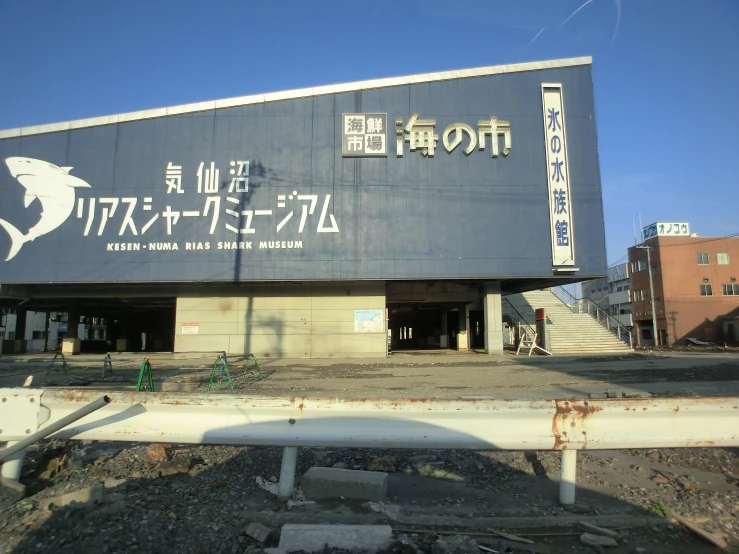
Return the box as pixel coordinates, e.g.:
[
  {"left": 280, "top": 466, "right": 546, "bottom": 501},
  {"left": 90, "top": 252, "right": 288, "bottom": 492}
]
[
  {"left": 469, "top": 310, "right": 485, "bottom": 349},
  {"left": 389, "top": 304, "right": 460, "bottom": 351},
  {"left": 50, "top": 298, "right": 177, "bottom": 353}
]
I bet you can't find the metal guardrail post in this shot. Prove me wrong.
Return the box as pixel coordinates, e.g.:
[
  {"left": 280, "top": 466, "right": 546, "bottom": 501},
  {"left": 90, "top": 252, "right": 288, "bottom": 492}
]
[
  {"left": 559, "top": 449, "right": 577, "bottom": 505},
  {"left": 0, "top": 442, "right": 25, "bottom": 482},
  {"left": 278, "top": 446, "right": 299, "bottom": 501},
  {"left": 2, "top": 390, "right": 739, "bottom": 506}
]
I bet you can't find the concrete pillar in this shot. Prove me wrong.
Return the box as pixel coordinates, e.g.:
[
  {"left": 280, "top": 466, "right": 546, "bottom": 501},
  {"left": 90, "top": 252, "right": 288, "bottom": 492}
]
[
  {"left": 440, "top": 310, "right": 448, "bottom": 348},
  {"left": 13, "top": 310, "right": 27, "bottom": 353},
  {"left": 457, "top": 306, "right": 469, "bottom": 351},
  {"left": 66, "top": 310, "right": 79, "bottom": 339},
  {"left": 62, "top": 310, "right": 81, "bottom": 354},
  {"left": 278, "top": 446, "right": 298, "bottom": 501},
  {"left": 483, "top": 282, "right": 503, "bottom": 354}
]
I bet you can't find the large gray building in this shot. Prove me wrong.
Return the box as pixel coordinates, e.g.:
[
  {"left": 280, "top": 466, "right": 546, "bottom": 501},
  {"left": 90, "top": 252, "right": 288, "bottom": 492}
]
[{"left": 0, "top": 57, "right": 607, "bottom": 357}]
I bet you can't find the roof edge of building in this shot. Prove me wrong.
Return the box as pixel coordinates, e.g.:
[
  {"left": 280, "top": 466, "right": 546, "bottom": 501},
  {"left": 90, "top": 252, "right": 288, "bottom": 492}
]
[{"left": 0, "top": 56, "right": 592, "bottom": 139}]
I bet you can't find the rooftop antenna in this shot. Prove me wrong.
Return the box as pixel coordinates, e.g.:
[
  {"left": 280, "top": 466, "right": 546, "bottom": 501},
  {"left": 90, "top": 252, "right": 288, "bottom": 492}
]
[
  {"left": 632, "top": 217, "right": 637, "bottom": 245},
  {"left": 638, "top": 213, "right": 644, "bottom": 243}
]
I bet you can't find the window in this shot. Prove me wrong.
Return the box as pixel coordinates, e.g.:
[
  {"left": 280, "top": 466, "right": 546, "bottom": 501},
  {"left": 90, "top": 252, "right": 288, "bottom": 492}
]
[
  {"left": 700, "top": 284, "right": 713, "bottom": 296},
  {"left": 632, "top": 259, "right": 647, "bottom": 272},
  {"left": 32, "top": 331, "right": 44, "bottom": 340},
  {"left": 654, "top": 297, "right": 662, "bottom": 306},
  {"left": 718, "top": 253, "right": 730, "bottom": 265},
  {"left": 624, "top": 284, "right": 631, "bottom": 291},
  {"left": 651, "top": 266, "right": 659, "bottom": 274},
  {"left": 697, "top": 252, "right": 709, "bottom": 265},
  {"left": 6, "top": 331, "right": 15, "bottom": 340},
  {"left": 722, "top": 284, "right": 739, "bottom": 296},
  {"left": 634, "top": 289, "right": 651, "bottom": 302}
]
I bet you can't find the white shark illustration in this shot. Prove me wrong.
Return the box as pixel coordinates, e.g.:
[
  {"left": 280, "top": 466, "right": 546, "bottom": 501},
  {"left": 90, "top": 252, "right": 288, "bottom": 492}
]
[{"left": 0, "top": 157, "right": 91, "bottom": 261}]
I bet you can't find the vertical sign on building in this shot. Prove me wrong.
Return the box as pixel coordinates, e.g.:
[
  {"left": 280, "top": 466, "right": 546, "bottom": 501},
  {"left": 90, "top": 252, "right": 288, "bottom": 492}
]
[{"left": 541, "top": 84, "right": 575, "bottom": 268}]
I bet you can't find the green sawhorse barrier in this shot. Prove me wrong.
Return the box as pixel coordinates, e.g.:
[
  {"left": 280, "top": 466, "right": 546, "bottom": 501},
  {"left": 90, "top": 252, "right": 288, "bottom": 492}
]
[
  {"left": 101, "top": 354, "right": 113, "bottom": 379},
  {"left": 242, "top": 354, "right": 261, "bottom": 377},
  {"left": 136, "top": 359, "right": 155, "bottom": 392},
  {"left": 48, "top": 352, "right": 68, "bottom": 375},
  {"left": 208, "top": 355, "right": 234, "bottom": 391}
]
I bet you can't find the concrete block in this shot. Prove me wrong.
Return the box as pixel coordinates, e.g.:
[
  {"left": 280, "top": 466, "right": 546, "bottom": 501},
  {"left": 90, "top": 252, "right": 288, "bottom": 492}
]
[
  {"left": 46, "top": 484, "right": 105, "bottom": 510},
  {"left": 301, "top": 467, "right": 387, "bottom": 501},
  {"left": 277, "top": 524, "right": 392, "bottom": 553},
  {"left": 580, "top": 533, "right": 618, "bottom": 548},
  {"left": 103, "top": 478, "right": 128, "bottom": 490},
  {"left": 62, "top": 338, "right": 80, "bottom": 355},
  {"left": 246, "top": 521, "right": 271, "bottom": 543}
]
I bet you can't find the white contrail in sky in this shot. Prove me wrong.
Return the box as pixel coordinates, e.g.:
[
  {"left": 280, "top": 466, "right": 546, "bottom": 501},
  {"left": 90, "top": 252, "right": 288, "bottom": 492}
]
[
  {"left": 612, "top": 0, "right": 622, "bottom": 42},
  {"left": 528, "top": 27, "right": 545, "bottom": 45},
  {"left": 559, "top": 0, "right": 596, "bottom": 29}
]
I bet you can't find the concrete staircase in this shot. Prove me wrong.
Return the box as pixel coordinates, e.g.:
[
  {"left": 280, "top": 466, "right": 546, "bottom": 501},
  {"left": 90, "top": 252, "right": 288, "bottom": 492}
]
[{"left": 503, "top": 289, "right": 632, "bottom": 355}]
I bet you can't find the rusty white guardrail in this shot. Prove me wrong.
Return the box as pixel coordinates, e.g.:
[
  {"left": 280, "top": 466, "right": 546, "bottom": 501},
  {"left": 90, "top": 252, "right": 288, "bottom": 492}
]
[{"left": 1, "top": 389, "right": 738, "bottom": 504}]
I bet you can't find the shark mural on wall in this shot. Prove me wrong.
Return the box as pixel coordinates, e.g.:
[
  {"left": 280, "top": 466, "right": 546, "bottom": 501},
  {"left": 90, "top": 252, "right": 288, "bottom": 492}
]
[{"left": 0, "top": 157, "right": 91, "bottom": 261}]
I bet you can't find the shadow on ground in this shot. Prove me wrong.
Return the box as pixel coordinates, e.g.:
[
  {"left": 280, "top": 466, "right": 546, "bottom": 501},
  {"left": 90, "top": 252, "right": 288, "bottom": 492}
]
[{"left": 2, "top": 415, "right": 736, "bottom": 553}]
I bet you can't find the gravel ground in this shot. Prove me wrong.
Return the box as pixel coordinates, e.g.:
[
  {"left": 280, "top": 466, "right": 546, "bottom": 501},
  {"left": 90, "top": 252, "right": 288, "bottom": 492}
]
[{"left": 1, "top": 441, "right": 737, "bottom": 553}]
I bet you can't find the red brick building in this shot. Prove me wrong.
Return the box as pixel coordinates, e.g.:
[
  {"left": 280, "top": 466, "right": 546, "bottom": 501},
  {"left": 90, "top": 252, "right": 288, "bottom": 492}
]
[{"left": 628, "top": 235, "right": 739, "bottom": 346}]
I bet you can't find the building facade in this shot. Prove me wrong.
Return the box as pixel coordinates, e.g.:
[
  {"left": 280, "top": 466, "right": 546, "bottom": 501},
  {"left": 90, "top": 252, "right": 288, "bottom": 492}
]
[
  {"left": 581, "top": 262, "right": 632, "bottom": 328},
  {"left": 0, "top": 57, "right": 608, "bottom": 357},
  {"left": 628, "top": 227, "right": 739, "bottom": 346}
]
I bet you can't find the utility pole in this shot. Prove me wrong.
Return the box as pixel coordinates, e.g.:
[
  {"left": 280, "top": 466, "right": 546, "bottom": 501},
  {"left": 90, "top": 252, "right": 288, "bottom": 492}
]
[{"left": 637, "top": 244, "right": 660, "bottom": 347}]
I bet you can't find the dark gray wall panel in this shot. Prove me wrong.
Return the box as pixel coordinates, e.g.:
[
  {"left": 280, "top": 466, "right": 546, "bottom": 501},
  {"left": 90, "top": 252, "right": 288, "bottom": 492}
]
[{"left": 0, "top": 65, "right": 606, "bottom": 283}]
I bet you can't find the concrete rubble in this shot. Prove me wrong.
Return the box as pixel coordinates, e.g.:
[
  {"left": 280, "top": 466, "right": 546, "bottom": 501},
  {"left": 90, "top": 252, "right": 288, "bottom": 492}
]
[
  {"left": 0, "top": 437, "right": 735, "bottom": 553},
  {"left": 302, "top": 466, "right": 388, "bottom": 501},
  {"left": 431, "top": 534, "right": 480, "bottom": 554},
  {"left": 270, "top": 524, "right": 393, "bottom": 553},
  {"left": 246, "top": 521, "right": 272, "bottom": 543},
  {"left": 580, "top": 532, "right": 619, "bottom": 548},
  {"left": 43, "top": 483, "right": 105, "bottom": 510}
]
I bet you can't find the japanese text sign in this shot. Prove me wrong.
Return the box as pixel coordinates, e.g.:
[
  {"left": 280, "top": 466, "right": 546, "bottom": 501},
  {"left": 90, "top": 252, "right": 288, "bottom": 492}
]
[{"left": 542, "top": 84, "right": 575, "bottom": 267}]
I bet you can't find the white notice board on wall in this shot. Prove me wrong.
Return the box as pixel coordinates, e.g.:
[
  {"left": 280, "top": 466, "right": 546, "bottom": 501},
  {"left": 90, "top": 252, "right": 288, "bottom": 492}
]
[{"left": 354, "top": 310, "right": 384, "bottom": 333}]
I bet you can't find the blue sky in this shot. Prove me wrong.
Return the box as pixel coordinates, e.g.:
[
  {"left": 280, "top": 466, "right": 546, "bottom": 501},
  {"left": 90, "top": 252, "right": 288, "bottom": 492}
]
[{"left": 0, "top": 0, "right": 737, "bottom": 268}]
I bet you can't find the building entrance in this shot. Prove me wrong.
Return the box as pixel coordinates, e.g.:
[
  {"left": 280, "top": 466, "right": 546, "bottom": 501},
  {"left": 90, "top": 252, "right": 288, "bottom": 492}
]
[{"left": 388, "top": 303, "right": 461, "bottom": 351}]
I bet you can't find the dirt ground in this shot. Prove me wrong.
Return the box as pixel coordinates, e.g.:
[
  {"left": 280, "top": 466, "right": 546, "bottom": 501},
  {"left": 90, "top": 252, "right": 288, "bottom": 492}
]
[
  {"left": 1, "top": 350, "right": 738, "bottom": 553},
  {"left": 1, "top": 441, "right": 737, "bottom": 553},
  {"left": 2, "top": 349, "right": 738, "bottom": 400}
]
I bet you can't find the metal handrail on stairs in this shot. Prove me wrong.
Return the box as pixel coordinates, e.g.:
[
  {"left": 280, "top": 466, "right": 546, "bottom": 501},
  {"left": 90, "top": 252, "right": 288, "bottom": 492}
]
[
  {"left": 502, "top": 297, "right": 537, "bottom": 344},
  {"left": 550, "top": 286, "right": 632, "bottom": 347}
]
